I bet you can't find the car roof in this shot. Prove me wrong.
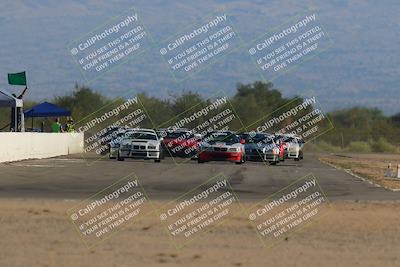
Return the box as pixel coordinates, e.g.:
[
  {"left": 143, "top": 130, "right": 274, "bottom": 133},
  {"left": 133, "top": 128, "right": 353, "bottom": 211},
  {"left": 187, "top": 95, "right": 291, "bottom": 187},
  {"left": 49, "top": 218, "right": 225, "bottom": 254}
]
[{"left": 126, "top": 128, "right": 156, "bottom": 133}]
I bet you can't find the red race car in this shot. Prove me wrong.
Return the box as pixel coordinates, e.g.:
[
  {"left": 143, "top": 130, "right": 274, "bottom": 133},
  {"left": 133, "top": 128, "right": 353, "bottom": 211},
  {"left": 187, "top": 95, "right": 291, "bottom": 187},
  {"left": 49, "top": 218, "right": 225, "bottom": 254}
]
[
  {"left": 273, "top": 135, "right": 286, "bottom": 162},
  {"left": 198, "top": 131, "right": 246, "bottom": 164},
  {"left": 161, "top": 129, "right": 200, "bottom": 158}
]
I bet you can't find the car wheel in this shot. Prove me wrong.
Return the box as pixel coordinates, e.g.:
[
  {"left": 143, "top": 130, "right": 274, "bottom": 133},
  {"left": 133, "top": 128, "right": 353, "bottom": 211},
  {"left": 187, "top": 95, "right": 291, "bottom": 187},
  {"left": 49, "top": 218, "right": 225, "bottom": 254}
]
[
  {"left": 294, "top": 157, "right": 300, "bottom": 161},
  {"left": 269, "top": 161, "right": 277, "bottom": 165},
  {"left": 154, "top": 159, "right": 161, "bottom": 163},
  {"left": 235, "top": 155, "right": 244, "bottom": 165},
  {"left": 117, "top": 152, "right": 125, "bottom": 161},
  {"left": 198, "top": 157, "right": 205, "bottom": 163},
  {"left": 299, "top": 151, "right": 304, "bottom": 160}
]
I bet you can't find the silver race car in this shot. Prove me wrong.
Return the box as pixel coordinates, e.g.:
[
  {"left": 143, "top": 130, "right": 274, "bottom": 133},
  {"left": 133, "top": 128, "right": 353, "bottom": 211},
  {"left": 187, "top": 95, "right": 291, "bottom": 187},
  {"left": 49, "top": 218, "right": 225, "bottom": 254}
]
[
  {"left": 117, "top": 129, "right": 164, "bottom": 162},
  {"left": 242, "top": 133, "right": 280, "bottom": 165}
]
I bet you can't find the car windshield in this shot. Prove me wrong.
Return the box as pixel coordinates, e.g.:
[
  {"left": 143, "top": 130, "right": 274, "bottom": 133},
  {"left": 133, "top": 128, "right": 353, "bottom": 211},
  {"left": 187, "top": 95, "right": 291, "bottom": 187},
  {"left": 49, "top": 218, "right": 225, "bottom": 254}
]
[
  {"left": 165, "top": 131, "right": 194, "bottom": 139},
  {"left": 275, "top": 135, "right": 297, "bottom": 143},
  {"left": 203, "top": 132, "right": 240, "bottom": 144},
  {"left": 125, "top": 132, "right": 157, "bottom": 140},
  {"left": 244, "top": 134, "right": 274, "bottom": 144}
]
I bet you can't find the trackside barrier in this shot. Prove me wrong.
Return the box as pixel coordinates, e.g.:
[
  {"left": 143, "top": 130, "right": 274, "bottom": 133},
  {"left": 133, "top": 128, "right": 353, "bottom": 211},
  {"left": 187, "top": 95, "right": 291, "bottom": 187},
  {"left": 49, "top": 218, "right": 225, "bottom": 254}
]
[{"left": 0, "top": 132, "right": 84, "bottom": 163}]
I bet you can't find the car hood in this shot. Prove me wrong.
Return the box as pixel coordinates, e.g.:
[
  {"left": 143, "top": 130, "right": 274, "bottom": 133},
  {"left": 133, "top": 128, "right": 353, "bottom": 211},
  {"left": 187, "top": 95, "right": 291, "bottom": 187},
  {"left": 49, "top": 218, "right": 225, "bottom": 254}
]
[
  {"left": 121, "top": 139, "right": 159, "bottom": 146},
  {"left": 203, "top": 142, "right": 241, "bottom": 148},
  {"left": 245, "top": 142, "right": 277, "bottom": 151}
]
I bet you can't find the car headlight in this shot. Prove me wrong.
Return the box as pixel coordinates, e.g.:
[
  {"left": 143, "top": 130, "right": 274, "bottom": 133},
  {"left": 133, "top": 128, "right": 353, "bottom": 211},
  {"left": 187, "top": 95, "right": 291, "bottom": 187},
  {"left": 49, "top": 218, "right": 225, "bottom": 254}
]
[
  {"left": 148, "top": 145, "right": 156, "bottom": 150},
  {"left": 228, "top": 147, "right": 240, "bottom": 152}
]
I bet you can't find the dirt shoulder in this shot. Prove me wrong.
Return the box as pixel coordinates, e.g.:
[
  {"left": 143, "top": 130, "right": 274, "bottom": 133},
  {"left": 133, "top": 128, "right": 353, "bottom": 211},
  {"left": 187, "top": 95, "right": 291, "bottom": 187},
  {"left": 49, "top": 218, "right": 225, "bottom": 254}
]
[
  {"left": 1, "top": 198, "right": 400, "bottom": 267},
  {"left": 319, "top": 153, "right": 400, "bottom": 191}
]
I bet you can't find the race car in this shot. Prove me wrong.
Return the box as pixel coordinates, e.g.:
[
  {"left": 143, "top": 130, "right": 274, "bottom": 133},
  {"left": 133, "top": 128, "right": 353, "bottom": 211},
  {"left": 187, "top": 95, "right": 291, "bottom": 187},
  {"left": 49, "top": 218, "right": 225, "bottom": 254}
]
[
  {"left": 109, "top": 129, "right": 128, "bottom": 159},
  {"left": 242, "top": 133, "right": 280, "bottom": 165},
  {"left": 110, "top": 128, "right": 155, "bottom": 159},
  {"left": 275, "top": 134, "right": 304, "bottom": 161},
  {"left": 160, "top": 129, "right": 201, "bottom": 158},
  {"left": 198, "top": 131, "right": 245, "bottom": 164},
  {"left": 117, "top": 129, "right": 164, "bottom": 162},
  {"left": 99, "top": 126, "right": 126, "bottom": 155}
]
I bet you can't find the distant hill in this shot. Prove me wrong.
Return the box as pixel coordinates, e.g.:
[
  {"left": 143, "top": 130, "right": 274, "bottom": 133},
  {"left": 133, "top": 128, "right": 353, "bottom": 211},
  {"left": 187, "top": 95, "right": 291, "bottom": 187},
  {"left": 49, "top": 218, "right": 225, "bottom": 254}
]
[{"left": 0, "top": 0, "right": 399, "bottom": 114}]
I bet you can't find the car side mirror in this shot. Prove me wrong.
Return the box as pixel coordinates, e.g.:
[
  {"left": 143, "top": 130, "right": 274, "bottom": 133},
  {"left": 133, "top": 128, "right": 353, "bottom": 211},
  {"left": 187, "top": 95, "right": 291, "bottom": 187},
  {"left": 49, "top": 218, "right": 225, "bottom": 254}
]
[
  {"left": 240, "top": 139, "right": 246, "bottom": 144},
  {"left": 159, "top": 137, "right": 164, "bottom": 141}
]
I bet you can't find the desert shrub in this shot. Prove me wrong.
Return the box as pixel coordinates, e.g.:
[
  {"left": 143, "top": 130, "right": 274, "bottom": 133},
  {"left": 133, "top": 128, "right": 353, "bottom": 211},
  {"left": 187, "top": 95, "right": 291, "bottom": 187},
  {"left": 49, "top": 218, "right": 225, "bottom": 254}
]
[
  {"left": 316, "top": 141, "right": 343, "bottom": 153},
  {"left": 346, "top": 141, "right": 372, "bottom": 153},
  {"left": 371, "top": 137, "right": 399, "bottom": 153}
]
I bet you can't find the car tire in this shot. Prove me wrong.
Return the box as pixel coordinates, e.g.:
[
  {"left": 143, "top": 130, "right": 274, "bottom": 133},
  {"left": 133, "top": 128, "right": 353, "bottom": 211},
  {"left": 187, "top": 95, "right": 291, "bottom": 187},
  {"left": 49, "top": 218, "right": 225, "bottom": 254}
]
[
  {"left": 154, "top": 159, "right": 161, "bottom": 163},
  {"left": 269, "top": 161, "right": 277, "bottom": 165},
  {"left": 294, "top": 157, "right": 300, "bottom": 161},
  {"left": 117, "top": 152, "right": 125, "bottom": 161},
  {"left": 198, "top": 158, "right": 205, "bottom": 163},
  {"left": 235, "top": 155, "right": 244, "bottom": 165}
]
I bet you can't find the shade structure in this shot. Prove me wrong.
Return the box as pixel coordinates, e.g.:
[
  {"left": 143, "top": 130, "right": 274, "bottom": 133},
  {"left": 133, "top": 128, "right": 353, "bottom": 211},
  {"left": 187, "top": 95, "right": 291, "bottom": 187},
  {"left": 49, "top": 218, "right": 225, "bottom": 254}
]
[{"left": 24, "top": 102, "right": 71, "bottom": 118}]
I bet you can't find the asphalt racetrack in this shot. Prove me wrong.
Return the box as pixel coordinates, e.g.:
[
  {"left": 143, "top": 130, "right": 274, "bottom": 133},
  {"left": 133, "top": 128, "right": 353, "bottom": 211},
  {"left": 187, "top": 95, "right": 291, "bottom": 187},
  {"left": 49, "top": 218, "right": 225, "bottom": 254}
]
[{"left": 0, "top": 152, "right": 398, "bottom": 201}]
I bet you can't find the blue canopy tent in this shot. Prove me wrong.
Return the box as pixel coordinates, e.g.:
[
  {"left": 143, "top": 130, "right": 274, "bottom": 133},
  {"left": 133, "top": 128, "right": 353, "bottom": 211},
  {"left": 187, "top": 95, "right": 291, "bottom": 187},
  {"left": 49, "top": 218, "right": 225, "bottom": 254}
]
[{"left": 24, "top": 102, "right": 71, "bottom": 131}]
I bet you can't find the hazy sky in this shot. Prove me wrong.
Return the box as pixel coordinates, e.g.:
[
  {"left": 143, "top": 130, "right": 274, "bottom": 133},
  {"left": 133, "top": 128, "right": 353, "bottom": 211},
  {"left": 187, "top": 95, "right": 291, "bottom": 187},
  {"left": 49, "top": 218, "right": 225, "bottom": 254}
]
[{"left": 0, "top": 0, "right": 399, "bottom": 114}]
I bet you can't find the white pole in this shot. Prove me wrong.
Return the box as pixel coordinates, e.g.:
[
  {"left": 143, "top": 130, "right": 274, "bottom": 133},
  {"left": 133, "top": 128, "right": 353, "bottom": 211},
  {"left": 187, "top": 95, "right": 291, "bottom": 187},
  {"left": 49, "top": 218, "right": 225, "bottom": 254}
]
[
  {"left": 397, "top": 164, "right": 400, "bottom": 179},
  {"left": 14, "top": 106, "right": 17, "bottom": 132}
]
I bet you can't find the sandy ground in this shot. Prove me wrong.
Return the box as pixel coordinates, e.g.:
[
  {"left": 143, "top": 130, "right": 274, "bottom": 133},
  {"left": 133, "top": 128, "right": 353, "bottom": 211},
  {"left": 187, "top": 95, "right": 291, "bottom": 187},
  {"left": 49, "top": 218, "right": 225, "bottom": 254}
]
[
  {"left": 319, "top": 153, "right": 400, "bottom": 190},
  {"left": 1, "top": 198, "right": 400, "bottom": 267}
]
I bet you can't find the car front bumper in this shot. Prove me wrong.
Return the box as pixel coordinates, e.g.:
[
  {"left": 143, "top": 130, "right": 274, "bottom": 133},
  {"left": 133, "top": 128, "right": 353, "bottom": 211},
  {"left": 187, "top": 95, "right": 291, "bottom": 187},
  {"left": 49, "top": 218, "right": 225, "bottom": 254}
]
[
  {"left": 199, "top": 151, "right": 242, "bottom": 162},
  {"left": 119, "top": 149, "right": 160, "bottom": 159}
]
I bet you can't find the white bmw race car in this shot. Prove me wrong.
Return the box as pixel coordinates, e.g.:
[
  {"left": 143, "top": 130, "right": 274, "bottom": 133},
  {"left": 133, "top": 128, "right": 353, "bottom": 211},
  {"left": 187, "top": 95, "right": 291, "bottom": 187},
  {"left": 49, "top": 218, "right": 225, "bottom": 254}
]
[
  {"left": 117, "top": 129, "right": 164, "bottom": 162},
  {"left": 276, "top": 134, "right": 304, "bottom": 161}
]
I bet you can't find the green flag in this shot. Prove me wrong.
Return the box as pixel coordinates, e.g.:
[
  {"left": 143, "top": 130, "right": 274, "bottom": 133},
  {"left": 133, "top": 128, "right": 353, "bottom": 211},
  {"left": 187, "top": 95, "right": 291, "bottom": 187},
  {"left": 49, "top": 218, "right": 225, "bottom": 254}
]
[{"left": 8, "top": 71, "right": 26, "bottom": 86}]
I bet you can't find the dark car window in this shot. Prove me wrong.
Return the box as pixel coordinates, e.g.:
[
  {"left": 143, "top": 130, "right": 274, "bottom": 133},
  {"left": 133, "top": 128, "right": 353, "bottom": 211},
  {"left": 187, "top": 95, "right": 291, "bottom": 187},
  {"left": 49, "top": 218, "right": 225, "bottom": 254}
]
[
  {"left": 165, "top": 131, "right": 194, "bottom": 139},
  {"left": 203, "top": 132, "right": 240, "bottom": 144},
  {"left": 275, "top": 135, "right": 296, "bottom": 143},
  {"left": 125, "top": 132, "right": 157, "bottom": 140},
  {"left": 245, "top": 134, "right": 274, "bottom": 144}
]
